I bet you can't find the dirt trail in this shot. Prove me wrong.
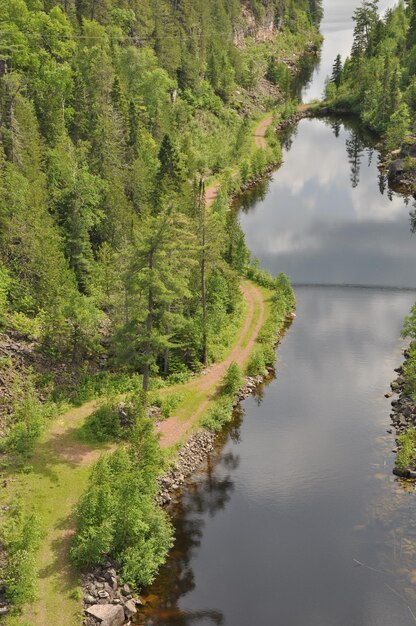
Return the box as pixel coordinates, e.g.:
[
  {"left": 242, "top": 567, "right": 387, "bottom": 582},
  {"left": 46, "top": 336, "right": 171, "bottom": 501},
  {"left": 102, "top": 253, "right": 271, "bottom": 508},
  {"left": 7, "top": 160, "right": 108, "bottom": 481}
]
[
  {"left": 205, "top": 113, "right": 274, "bottom": 207},
  {"left": 157, "top": 281, "right": 265, "bottom": 448},
  {"left": 254, "top": 114, "right": 273, "bottom": 149}
]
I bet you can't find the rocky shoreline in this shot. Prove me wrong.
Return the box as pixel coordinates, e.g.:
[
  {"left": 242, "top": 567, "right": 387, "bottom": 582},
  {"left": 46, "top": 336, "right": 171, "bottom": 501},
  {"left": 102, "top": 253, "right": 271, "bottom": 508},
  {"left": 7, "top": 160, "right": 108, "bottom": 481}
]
[
  {"left": 387, "top": 351, "right": 416, "bottom": 479},
  {"left": 386, "top": 139, "right": 416, "bottom": 195},
  {"left": 81, "top": 366, "right": 279, "bottom": 625}
]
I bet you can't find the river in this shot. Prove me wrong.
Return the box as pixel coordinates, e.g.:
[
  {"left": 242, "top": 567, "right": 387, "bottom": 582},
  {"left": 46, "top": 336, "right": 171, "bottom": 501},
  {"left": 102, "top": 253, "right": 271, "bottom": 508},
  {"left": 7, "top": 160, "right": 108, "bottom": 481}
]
[{"left": 137, "top": 2, "right": 416, "bottom": 625}]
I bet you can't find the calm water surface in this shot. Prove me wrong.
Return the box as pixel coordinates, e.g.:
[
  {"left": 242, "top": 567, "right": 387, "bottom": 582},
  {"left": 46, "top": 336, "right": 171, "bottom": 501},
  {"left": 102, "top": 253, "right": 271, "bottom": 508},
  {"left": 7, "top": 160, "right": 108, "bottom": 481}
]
[{"left": 139, "top": 2, "right": 416, "bottom": 624}]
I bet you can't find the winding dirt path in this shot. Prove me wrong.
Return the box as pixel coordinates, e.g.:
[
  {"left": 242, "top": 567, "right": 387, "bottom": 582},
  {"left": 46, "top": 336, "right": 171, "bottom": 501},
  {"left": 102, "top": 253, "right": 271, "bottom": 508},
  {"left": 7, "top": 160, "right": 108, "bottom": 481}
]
[{"left": 157, "top": 280, "right": 265, "bottom": 448}]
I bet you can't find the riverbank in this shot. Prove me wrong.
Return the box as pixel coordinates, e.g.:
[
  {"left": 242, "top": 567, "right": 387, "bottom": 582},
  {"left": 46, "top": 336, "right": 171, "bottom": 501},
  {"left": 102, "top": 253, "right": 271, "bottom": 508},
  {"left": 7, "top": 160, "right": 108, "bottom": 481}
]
[
  {"left": 389, "top": 347, "right": 416, "bottom": 479},
  {"left": 313, "top": 101, "right": 416, "bottom": 196},
  {"left": 81, "top": 277, "right": 296, "bottom": 625}
]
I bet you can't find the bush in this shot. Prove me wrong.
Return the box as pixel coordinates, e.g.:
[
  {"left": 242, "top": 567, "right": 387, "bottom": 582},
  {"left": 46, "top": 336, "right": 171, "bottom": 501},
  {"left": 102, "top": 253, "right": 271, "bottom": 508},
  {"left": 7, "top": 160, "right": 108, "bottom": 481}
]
[
  {"left": 82, "top": 404, "right": 122, "bottom": 442},
  {"left": 160, "top": 393, "right": 184, "bottom": 419},
  {"left": 81, "top": 397, "right": 145, "bottom": 443},
  {"left": 0, "top": 265, "right": 10, "bottom": 324},
  {"left": 1, "top": 506, "right": 41, "bottom": 608},
  {"left": 246, "top": 347, "right": 266, "bottom": 376},
  {"left": 9, "top": 311, "right": 44, "bottom": 339},
  {"left": 403, "top": 344, "right": 416, "bottom": 401},
  {"left": 396, "top": 428, "right": 416, "bottom": 471},
  {"left": 69, "top": 372, "right": 143, "bottom": 405},
  {"left": 202, "top": 397, "right": 233, "bottom": 431},
  {"left": 148, "top": 392, "right": 184, "bottom": 419},
  {"left": 71, "top": 418, "right": 173, "bottom": 589},
  {"left": 220, "top": 362, "right": 243, "bottom": 396},
  {"left": 5, "top": 394, "right": 55, "bottom": 457}
]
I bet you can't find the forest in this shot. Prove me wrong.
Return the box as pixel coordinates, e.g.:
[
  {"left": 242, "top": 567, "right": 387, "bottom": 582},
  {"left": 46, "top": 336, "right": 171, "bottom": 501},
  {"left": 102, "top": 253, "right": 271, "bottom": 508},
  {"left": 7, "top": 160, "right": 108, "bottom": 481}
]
[
  {"left": 326, "top": 0, "right": 415, "bottom": 150},
  {"left": 0, "top": 0, "right": 320, "bottom": 393}
]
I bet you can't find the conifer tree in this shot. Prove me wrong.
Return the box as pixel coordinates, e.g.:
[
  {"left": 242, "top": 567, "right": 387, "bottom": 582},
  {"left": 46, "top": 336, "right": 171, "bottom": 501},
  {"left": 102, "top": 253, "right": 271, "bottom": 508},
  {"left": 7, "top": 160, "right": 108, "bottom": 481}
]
[{"left": 331, "top": 54, "right": 343, "bottom": 88}]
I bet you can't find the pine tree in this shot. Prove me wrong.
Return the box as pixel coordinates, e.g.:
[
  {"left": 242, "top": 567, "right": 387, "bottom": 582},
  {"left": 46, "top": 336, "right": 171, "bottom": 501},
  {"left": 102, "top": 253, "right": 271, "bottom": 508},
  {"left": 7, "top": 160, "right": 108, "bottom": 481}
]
[{"left": 330, "top": 54, "right": 343, "bottom": 88}]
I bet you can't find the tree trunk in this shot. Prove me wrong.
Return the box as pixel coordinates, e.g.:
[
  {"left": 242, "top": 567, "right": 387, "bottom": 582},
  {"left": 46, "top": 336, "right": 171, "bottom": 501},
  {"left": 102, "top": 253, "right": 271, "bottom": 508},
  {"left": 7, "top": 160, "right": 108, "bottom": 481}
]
[{"left": 143, "top": 249, "right": 154, "bottom": 392}]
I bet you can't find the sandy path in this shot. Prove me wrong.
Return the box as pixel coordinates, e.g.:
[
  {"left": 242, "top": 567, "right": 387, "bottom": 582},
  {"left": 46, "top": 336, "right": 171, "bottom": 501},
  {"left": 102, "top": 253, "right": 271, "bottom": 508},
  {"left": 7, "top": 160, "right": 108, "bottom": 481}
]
[
  {"left": 254, "top": 114, "right": 273, "bottom": 149},
  {"left": 157, "top": 281, "right": 265, "bottom": 448}
]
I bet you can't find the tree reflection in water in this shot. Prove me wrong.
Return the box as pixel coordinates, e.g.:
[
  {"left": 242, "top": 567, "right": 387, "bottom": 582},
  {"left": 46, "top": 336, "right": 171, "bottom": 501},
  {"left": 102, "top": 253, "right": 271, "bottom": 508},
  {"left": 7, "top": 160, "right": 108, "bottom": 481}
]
[{"left": 135, "top": 412, "right": 245, "bottom": 626}]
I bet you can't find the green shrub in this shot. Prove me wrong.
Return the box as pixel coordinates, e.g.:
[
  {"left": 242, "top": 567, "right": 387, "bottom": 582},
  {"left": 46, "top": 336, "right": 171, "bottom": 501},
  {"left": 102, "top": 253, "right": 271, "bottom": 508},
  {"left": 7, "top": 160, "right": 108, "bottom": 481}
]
[
  {"left": 80, "top": 396, "right": 144, "bottom": 443},
  {"left": 1, "top": 506, "right": 41, "bottom": 608},
  {"left": 70, "top": 372, "right": 143, "bottom": 406},
  {"left": 71, "top": 418, "right": 173, "bottom": 589},
  {"left": 5, "top": 394, "right": 55, "bottom": 457},
  {"left": 166, "top": 371, "right": 191, "bottom": 385},
  {"left": 9, "top": 311, "right": 44, "bottom": 340},
  {"left": 82, "top": 404, "right": 122, "bottom": 442},
  {"left": 202, "top": 397, "right": 233, "bottom": 431},
  {"left": 148, "top": 392, "right": 184, "bottom": 419},
  {"left": 220, "top": 362, "right": 243, "bottom": 396},
  {"left": 396, "top": 428, "right": 416, "bottom": 471},
  {"left": 160, "top": 393, "right": 184, "bottom": 419},
  {"left": 246, "top": 347, "right": 266, "bottom": 376},
  {"left": 0, "top": 265, "right": 10, "bottom": 324},
  {"left": 261, "top": 344, "right": 276, "bottom": 367}
]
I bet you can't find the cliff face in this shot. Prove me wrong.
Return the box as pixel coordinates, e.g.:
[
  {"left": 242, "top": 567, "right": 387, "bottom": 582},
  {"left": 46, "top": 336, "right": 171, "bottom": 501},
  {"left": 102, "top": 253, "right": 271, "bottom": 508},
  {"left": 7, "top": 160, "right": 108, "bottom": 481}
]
[{"left": 234, "top": 2, "right": 279, "bottom": 47}]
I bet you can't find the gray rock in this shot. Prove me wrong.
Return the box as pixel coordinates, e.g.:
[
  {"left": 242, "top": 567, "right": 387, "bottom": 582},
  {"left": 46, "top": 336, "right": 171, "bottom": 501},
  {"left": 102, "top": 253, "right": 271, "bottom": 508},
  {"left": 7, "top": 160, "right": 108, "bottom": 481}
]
[
  {"left": 85, "top": 604, "right": 125, "bottom": 626},
  {"left": 85, "top": 595, "right": 96, "bottom": 604},
  {"left": 124, "top": 599, "right": 137, "bottom": 618},
  {"left": 121, "top": 584, "right": 131, "bottom": 597}
]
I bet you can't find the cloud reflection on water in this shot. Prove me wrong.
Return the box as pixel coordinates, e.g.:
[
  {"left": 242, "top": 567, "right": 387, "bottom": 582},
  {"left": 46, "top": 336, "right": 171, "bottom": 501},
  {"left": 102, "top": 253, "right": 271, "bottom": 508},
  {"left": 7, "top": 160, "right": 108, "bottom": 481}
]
[{"left": 239, "top": 118, "right": 416, "bottom": 289}]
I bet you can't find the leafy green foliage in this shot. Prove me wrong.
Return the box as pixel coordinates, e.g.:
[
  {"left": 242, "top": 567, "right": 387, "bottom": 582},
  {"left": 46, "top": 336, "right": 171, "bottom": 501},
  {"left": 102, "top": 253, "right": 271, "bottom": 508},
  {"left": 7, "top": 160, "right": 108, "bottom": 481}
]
[
  {"left": 81, "top": 404, "right": 122, "bottom": 443},
  {"left": 71, "top": 415, "right": 173, "bottom": 588},
  {"left": 3, "top": 377, "right": 57, "bottom": 457},
  {"left": 326, "top": 0, "right": 414, "bottom": 150},
  {"left": 248, "top": 269, "right": 295, "bottom": 375},
  {"left": 246, "top": 347, "right": 267, "bottom": 376},
  {"left": 0, "top": 264, "right": 10, "bottom": 324},
  {"left": 1, "top": 503, "right": 41, "bottom": 607},
  {"left": 0, "top": 0, "right": 317, "bottom": 391},
  {"left": 220, "top": 362, "right": 243, "bottom": 396},
  {"left": 149, "top": 392, "right": 185, "bottom": 419},
  {"left": 202, "top": 397, "right": 234, "bottom": 431},
  {"left": 396, "top": 428, "right": 416, "bottom": 471}
]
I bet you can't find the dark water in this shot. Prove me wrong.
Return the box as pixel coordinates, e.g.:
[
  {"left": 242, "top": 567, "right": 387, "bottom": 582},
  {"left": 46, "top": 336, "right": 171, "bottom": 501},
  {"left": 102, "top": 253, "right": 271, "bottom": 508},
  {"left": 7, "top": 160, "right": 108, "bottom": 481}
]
[
  {"left": 139, "top": 2, "right": 416, "bottom": 624},
  {"left": 140, "top": 286, "right": 416, "bottom": 626}
]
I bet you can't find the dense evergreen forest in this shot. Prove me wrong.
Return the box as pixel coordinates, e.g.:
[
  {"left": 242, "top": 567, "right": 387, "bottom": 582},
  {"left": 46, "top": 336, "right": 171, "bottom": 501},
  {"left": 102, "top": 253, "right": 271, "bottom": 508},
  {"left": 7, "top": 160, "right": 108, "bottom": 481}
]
[
  {"left": 326, "top": 0, "right": 415, "bottom": 151},
  {"left": 0, "top": 0, "right": 320, "bottom": 396}
]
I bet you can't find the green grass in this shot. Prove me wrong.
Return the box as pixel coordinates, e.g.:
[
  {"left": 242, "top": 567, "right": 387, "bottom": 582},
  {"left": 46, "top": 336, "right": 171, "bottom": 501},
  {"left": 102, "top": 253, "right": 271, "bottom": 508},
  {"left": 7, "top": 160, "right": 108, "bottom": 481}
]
[
  {"left": 396, "top": 428, "right": 416, "bottom": 471},
  {"left": 2, "top": 402, "right": 112, "bottom": 626}
]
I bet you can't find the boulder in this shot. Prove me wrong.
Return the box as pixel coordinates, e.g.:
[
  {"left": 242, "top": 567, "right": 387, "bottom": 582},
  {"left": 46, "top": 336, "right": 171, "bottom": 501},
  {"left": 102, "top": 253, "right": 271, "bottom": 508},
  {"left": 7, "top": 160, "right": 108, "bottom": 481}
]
[
  {"left": 85, "top": 604, "right": 125, "bottom": 626},
  {"left": 388, "top": 159, "right": 407, "bottom": 180},
  {"left": 124, "top": 599, "right": 137, "bottom": 618},
  {"left": 400, "top": 141, "right": 416, "bottom": 159}
]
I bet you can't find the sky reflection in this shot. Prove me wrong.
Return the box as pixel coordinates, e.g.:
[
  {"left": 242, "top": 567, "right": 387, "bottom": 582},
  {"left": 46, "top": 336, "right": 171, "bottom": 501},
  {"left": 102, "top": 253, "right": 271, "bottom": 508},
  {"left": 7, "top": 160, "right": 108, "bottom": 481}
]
[{"left": 239, "top": 118, "right": 415, "bottom": 288}]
